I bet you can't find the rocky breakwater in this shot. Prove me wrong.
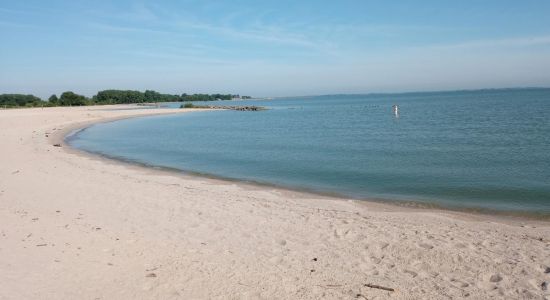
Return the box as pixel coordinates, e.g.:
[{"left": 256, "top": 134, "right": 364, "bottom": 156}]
[{"left": 181, "top": 103, "right": 267, "bottom": 111}]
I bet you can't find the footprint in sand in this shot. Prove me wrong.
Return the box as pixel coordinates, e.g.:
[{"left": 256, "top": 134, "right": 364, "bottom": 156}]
[
  {"left": 269, "top": 256, "right": 283, "bottom": 264},
  {"left": 489, "top": 274, "right": 503, "bottom": 283},
  {"left": 478, "top": 275, "right": 502, "bottom": 290},
  {"left": 404, "top": 269, "right": 418, "bottom": 278},
  {"left": 448, "top": 277, "right": 470, "bottom": 288},
  {"left": 378, "top": 242, "right": 389, "bottom": 250},
  {"left": 418, "top": 242, "right": 434, "bottom": 250},
  {"left": 369, "top": 256, "right": 381, "bottom": 264},
  {"left": 454, "top": 243, "right": 467, "bottom": 249},
  {"left": 359, "top": 263, "right": 376, "bottom": 271}
]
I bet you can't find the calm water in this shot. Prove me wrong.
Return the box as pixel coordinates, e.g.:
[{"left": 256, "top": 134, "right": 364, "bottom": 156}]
[{"left": 69, "top": 89, "right": 550, "bottom": 214}]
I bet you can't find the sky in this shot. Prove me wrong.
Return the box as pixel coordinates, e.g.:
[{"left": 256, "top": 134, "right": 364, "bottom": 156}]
[{"left": 1, "top": 0, "right": 550, "bottom": 98}]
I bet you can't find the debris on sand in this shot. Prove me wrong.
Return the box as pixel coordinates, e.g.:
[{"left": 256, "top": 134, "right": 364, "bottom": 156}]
[{"left": 364, "top": 283, "right": 395, "bottom": 292}]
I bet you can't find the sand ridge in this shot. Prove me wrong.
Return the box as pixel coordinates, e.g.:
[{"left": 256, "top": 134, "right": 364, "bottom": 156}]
[{"left": 1, "top": 105, "right": 549, "bottom": 299}]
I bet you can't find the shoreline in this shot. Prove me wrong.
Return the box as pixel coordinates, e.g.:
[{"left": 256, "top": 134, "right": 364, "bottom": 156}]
[
  {"left": 60, "top": 110, "right": 549, "bottom": 224},
  {"left": 2, "top": 105, "right": 549, "bottom": 299}
]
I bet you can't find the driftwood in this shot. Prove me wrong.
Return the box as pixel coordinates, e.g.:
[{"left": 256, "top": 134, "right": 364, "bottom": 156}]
[{"left": 364, "top": 283, "right": 395, "bottom": 292}]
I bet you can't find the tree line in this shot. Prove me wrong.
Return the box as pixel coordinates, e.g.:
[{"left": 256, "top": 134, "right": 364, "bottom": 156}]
[{"left": 0, "top": 90, "right": 252, "bottom": 108}]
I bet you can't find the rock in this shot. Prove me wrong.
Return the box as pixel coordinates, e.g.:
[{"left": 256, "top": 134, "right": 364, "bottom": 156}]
[
  {"left": 146, "top": 273, "right": 157, "bottom": 278},
  {"left": 544, "top": 267, "right": 550, "bottom": 274},
  {"left": 542, "top": 281, "right": 548, "bottom": 291},
  {"left": 53, "top": 144, "right": 62, "bottom": 147},
  {"left": 187, "top": 105, "right": 266, "bottom": 111}
]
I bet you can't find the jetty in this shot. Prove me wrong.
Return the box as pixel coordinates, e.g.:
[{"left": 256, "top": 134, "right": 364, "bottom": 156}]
[{"left": 181, "top": 104, "right": 267, "bottom": 111}]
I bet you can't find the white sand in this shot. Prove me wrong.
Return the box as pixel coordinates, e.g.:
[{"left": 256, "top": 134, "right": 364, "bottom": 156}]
[{"left": 1, "top": 105, "right": 549, "bottom": 299}]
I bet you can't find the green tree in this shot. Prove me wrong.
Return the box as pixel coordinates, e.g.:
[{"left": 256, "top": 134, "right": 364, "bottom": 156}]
[
  {"left": 144, "top": 90, "right": 162, "bottom": 102},
  {"left": 0, "top": 94, "right": 44, "bottom": 107},
  {"left": 94, "top": 90, "right": 145, "bottom": 104},
  {"left": 59, "top": 91, "right": 87, "bottom": 106},
  {"left": 48, "top": 94, "right": 59, "bottom": 105}
]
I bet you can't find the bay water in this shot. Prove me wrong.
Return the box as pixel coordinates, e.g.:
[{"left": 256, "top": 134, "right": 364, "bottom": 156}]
[{"left": 68, "top": 89, "right": 550, "bottom": 215}]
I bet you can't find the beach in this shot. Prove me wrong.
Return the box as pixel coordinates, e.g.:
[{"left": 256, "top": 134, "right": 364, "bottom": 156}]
[{"left": 1, "top": 105, "right": 549, "bottom": 299}]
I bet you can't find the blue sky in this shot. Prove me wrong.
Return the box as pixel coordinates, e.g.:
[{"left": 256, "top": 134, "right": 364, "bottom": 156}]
[{"left": 1, "top": 0, "right": 550, "bottom": 98}]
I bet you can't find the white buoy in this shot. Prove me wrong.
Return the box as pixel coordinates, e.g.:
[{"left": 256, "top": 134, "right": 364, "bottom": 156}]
[{"left": 392, "top": 104, "right": 399, "bottom": 117}]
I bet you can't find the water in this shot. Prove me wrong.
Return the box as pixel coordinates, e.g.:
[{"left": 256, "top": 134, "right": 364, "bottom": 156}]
[{"left": 69, "top": 89, "right": 550, "bottom": 214}]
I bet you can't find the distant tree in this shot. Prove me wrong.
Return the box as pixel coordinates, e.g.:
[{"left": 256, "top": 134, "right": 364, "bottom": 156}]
[
  {"left": 0, "top": 94, "right": 44, "bottom": 107},
  {"left": 59, "top": 91, "right": 87, "bottom": 106},
  {"left": 1, "top": 90, "right": 248, "bottom": 108},
  {"left": 179, "top": 93, "right": 233, "bottom": 101},
  {"left": 48, "top": 94, "right": 59, "bottom": 105},
  {"left": 144, "top": 90, "right": 162, "bottom": 102},
  {"left": 94, "top": 90, "right": 145, "bottom": 104}
]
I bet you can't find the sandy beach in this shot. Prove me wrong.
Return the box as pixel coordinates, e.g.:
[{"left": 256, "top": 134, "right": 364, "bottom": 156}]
[{"left": 0, "top": 105, "right": 549, "bottom": 299}]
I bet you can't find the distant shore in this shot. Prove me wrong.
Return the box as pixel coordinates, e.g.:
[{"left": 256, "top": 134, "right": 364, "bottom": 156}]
[{"left": 1, "top": 105, "right": 549, "bottom": 299}]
